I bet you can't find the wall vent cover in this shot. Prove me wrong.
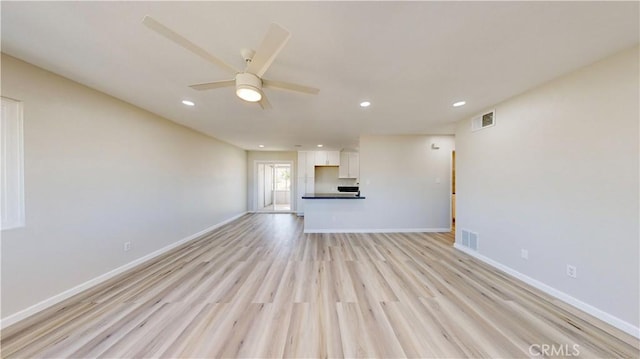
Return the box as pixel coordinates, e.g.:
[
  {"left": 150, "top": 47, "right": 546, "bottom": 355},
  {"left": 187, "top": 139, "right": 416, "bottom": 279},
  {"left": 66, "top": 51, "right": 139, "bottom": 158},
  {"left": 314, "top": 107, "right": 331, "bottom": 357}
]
[
  {"left": 461, "top": 229, "right": 479, "bottom": 251},
  {"left": 471, "top": 110, "right": 495, "bottom": 132}
]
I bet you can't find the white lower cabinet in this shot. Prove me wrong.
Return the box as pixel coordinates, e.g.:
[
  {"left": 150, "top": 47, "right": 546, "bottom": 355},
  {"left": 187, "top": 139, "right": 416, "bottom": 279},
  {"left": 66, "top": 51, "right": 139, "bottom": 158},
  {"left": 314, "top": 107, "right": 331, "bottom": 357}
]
[{"left": 296, "top": 176, "right": 314, "bottom": 215}]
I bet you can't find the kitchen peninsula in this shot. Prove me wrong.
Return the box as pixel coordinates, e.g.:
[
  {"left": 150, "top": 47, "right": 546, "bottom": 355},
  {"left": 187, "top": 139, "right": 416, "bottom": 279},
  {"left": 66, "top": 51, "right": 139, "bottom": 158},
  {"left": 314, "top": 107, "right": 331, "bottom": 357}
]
[
  {"left": 297, "top": 150, "right": 365, "bottom": 232},
  {"left": 302, "top": 193, "right": 365, "bottom": 199},
  {"left": 302, "top": 192, "right": 366, "bottom": 233}
]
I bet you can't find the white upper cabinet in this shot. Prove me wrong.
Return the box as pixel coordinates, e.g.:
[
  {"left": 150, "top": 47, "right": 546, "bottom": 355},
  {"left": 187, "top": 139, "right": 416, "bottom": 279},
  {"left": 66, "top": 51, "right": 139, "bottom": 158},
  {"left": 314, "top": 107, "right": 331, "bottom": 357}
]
[
  {"left": 297, "top": 151, "right": 306, "bottom": 177},
  {"left": 305, "top": 151, "right": 316, "bottom": 176},
  {"left": 348, "top": 152, "right": 359, "bottom": 178},
  {"left": 339, "top": 152, "right": 349, "bottom": 178},
  {"left": 328, "top": 151, "right": 340, "bottom": 166},
  {"left": 314, "top": 151, "right": 340, "bottom": 166},
  {"left": 339, "top": 152, "right": 359, "bottom": 179},
  {"left": 298, "top": 151, "right": 317, "bottom": 178}
]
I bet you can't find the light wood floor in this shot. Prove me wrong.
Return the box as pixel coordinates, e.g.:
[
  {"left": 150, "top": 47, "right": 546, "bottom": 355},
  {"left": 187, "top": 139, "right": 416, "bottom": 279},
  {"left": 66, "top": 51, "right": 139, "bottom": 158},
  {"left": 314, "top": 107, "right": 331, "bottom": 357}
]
[{"left": 2, "top": 214, "right": 638, "bottom": 358}]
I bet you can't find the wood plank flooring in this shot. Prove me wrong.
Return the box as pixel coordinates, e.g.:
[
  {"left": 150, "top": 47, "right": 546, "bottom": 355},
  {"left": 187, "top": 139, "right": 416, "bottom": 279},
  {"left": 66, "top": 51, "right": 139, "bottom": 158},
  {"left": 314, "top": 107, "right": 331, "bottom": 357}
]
[{"left": 2, "top": 214, "right": 638, "bottom": 358}]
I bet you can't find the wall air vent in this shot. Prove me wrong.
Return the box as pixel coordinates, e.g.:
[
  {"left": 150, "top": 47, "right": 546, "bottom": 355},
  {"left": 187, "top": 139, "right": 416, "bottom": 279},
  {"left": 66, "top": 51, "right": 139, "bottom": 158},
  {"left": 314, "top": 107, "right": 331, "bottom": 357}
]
[
  {"left": 471, "top": 110, "right": 495, "bottom": 132},
  {"left": 461, "top": 229, "right": 479, "bottom": 251}
]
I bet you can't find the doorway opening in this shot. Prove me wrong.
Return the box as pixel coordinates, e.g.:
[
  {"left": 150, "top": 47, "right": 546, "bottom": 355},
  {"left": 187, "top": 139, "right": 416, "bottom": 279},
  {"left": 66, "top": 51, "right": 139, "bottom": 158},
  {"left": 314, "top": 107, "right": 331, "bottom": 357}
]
[
  {"left": 451, "top": 150, "right": 456, "bottom": 231},
  {"left": 255, "top": 162, "right": 292, "bottom": 212}
]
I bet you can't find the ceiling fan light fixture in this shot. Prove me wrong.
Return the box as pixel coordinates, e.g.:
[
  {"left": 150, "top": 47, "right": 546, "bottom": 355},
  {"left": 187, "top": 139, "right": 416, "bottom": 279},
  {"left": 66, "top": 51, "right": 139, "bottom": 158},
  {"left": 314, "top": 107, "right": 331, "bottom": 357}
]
[
  {"left": 143, "top": 17, "right": 318, "bottom": 109},
  {"left": 236, "top": 86, "right": 262, "bottom": 102},
  {"left": 236, "top": 73, "right": 263, "bottom": 102}
]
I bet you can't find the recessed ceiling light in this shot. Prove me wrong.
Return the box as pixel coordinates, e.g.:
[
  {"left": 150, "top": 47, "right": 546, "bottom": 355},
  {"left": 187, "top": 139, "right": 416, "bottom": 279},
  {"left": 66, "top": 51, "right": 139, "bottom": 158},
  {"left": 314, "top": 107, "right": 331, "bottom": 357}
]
[
  {"left": 317, "top": 144, "right": 323, "bottom": 148},
  {"left": 182, "top": 100, "right": 195, "bottom": 106},
  {"left": 360, "top": 101, "right": 371, "bottom": 108},
  {"left": 453, "top": 101, "right": 466, "bottom": 107},
  {"left": 258, "top": 144, "right": 265, "bottom": 148}
]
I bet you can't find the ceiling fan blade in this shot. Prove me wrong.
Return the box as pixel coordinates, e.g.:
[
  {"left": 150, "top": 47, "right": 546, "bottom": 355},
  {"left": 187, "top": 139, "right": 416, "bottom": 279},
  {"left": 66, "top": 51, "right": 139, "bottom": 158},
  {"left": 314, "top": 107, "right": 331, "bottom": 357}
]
[
  {"left": 189, "top": 79, "right": 235, "bottom": 91},
  {"left": 258, "top": 94, "right": 272, "bottom": 110},
  {"left": 262, "top": 79, "right": 319, "bottom": 95},
  {"left": 247, "top": 23, "right": 291, "bottom": 77},
  {"left": 142, "top": 16, "right": 239, "bottom": 75}
]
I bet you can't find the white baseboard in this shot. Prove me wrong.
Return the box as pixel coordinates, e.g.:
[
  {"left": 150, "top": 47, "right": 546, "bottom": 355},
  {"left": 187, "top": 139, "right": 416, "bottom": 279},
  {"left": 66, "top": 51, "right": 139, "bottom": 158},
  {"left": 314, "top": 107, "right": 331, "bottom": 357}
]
[
  {"left": 0, "top": 212, "right": 248, "bottom": 329},
  {"left": 304, "top": 227, "right": 451, "bottom": 234},
  {"left": 453, "top": 243, "right": 640, "bottom": 339},
  {"left": 250, "top": 211, "right": 296, "bottom": 214}
]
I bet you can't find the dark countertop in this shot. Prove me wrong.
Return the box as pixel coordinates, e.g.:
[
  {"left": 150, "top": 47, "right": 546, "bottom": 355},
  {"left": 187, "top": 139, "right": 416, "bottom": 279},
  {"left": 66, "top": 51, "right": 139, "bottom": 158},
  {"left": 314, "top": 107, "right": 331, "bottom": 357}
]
[{"left": 302, "top": 193, "right": 366, "bottom": 199}]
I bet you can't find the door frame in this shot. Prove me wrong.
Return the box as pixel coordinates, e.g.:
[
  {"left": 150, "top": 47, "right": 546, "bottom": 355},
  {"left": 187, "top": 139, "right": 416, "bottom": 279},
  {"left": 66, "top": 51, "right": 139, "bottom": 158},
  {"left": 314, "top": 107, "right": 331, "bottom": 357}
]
[
  {"left": 253, "top": 160, "right": 294, "bottom": 213},
  {"left": 450, "top": 150, "right": 456, "bottom": 232}
]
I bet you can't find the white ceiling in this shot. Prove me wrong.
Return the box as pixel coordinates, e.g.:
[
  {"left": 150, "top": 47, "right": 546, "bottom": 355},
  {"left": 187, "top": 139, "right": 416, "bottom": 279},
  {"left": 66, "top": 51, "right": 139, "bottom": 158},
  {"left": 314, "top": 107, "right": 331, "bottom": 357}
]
[{"left": 2, "top": 2, "right": 638, "bottom": 151}]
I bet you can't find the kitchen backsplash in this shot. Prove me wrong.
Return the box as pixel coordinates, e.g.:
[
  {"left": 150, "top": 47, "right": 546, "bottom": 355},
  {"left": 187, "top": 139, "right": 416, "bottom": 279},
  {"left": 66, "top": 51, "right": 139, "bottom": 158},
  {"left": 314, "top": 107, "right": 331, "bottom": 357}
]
[{"left": 314, "top": 166, "right": 357, "bottom": 193}]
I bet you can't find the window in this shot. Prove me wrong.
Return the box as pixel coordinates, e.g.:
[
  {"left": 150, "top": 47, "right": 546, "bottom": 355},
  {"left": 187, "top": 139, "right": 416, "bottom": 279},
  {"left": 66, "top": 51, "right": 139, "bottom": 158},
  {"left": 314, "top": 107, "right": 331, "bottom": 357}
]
[
  {"left": 274, "top": 165, "right": 291, "bottom": 191},
  {"left": 1, "top": 97, "right": 25, "bottom": 230}
]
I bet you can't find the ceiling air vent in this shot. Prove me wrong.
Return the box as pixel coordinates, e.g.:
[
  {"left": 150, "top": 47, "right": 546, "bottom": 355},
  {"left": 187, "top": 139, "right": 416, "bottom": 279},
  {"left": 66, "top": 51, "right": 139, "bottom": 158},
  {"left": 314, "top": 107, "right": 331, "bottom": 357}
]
[{"left": 471, "top": 110, "right": 495, "bottom": 132}]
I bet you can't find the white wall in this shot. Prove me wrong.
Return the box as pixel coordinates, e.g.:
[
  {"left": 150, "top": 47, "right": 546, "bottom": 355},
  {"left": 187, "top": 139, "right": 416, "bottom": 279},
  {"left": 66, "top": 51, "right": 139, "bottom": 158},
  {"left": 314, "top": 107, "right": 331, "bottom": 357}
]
[
  {"left": 360, "top": 135, "right": 454, "bottom": 230},
  {"left": 0, "top": 54, "right": 247, "bottom": 319},
  {"left": 314, "top": 166, "right": 357, "bottom": 193},
  {"left": 455, "top": 46, "right": 639, "bottom": 331}
]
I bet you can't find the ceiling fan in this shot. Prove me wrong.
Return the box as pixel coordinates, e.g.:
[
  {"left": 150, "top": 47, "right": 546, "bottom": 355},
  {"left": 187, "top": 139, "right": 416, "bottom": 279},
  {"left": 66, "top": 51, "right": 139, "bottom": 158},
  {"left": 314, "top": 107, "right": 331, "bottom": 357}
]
[{"left": 142, "top": 16, "right": 319, "bottom": 109}]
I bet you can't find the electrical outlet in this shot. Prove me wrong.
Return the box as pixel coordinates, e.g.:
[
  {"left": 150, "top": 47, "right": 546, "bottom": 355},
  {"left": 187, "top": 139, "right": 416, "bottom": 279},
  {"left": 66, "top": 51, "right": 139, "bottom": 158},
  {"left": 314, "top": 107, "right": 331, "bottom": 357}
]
[
  {"left": 124, "top": 241, "right": 132, "bottom": 252},
  {"left": 566, "top": 264, "right": 577, "bottom": 278},
  {"left": 520, "top": 249, "right": 528, "bottom": 260}
]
